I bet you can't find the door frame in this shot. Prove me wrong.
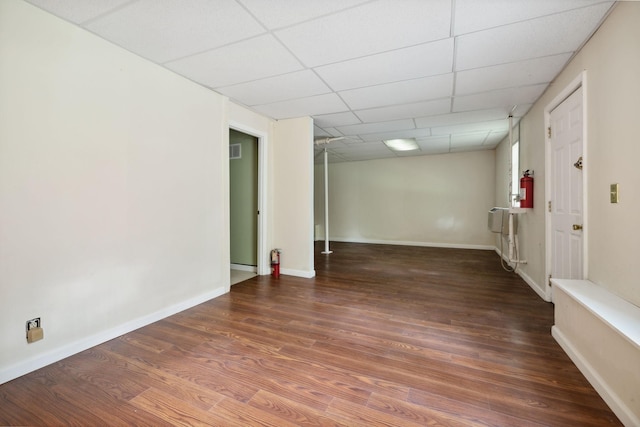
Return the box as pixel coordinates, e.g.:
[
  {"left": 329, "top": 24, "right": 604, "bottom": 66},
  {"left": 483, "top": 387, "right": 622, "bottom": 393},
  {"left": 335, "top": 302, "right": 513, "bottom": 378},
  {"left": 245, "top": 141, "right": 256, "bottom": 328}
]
[
  {"left": 544, "top": 71, "right": 588, "bottom": 301},
  {"left": 229, "top": 121, "right": 269, "bottom": 276}
]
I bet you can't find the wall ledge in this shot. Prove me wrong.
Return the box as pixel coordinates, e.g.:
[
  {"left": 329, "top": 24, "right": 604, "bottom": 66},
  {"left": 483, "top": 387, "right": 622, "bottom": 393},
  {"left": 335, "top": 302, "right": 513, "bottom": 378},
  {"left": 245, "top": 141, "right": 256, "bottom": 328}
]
[
  {"left": 552, "top": 279, "right": 640, "bottom": 350},
  {"left": 552, "top": 278, "right": 640, "bottom": 427}
]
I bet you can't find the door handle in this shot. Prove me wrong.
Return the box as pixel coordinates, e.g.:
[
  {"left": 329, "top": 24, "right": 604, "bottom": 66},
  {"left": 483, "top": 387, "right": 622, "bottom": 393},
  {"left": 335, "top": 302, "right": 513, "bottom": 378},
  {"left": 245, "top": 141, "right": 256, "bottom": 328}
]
[{"left": 572, "top": 224, "right": 583, "bottom": 231}]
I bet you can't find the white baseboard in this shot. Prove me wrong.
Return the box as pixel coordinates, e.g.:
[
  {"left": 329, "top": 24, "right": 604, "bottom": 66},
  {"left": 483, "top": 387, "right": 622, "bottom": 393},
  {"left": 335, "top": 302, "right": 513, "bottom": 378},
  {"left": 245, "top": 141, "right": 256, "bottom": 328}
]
[
  {"left": 281, "top": 268, "right": 316, "bottom": 278},
  {"left": 552, "top": 326, "right": 638, "bottom": 427},
  {"left": 231, "top": 263, "right": 257, "bottom": 273},
  {"left": 0, "top": 287, "right": 227, "bottom": 385},
  {"left": 518, "top": 269, "right": 549, "bottom": 302},
  {"left": 330, "top": 237, "right": 495, "bottom": 251},
  {"left": 493, "top": 246, "right": 549, "bottom": 301}
]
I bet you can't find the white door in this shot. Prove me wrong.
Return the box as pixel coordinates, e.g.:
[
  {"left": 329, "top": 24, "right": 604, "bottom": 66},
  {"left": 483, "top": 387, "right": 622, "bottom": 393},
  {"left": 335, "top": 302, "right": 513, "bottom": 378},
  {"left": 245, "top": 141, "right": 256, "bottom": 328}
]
[{"left": 550, "top": 86, "right": 584, "bottom": 280}]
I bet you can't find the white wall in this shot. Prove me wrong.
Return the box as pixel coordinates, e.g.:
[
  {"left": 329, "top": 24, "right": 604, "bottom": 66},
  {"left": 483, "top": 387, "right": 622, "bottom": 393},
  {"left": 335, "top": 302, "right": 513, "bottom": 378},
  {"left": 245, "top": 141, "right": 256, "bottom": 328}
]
[
  {"left": 495, "top": 2, "right": 640, "bottom": 307},
  {"left": 317, "top": 150, "right": 496, "bottom": 249},
  {"left": 0, "top": 0, "right": 273, "bottom": 384}
]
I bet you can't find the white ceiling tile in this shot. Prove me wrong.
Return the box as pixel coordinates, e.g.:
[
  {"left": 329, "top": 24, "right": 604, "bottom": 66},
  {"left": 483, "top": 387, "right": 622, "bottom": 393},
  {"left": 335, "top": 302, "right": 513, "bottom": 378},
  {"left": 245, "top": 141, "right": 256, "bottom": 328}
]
[
  {"left": 512, "top": 104, "right": 533, "bottom": 117},
  {"left": 85, "top": 0, "right": 264, "bottom": 63},
  {"left": 416, "top": 136, "right": 451, "bottom": 151},
  {"left": 328, "top": 142, "right": 384, "bottom": 154},
  {"left": 25, "top": 0, "right": 133, "bottom": 23},
  {"left": 419, "top": 146, "right": 451, "bottom": 155},
  {"left": 275, "top": 0, "right": 451, "bottom": 67},
  {"left": 314, "top": 39, "right": 454, "bottom": 91},
  {"left": 416, "top": 135, "right": 450, "bottom": 151},
  {"left": 32, "top": 0, "right": 615, "bottom": 162},
  {"left": 356, "top": 98, "right": 451, "bottom": 123},
  {"left": 359, "top": 128, "right": 432, "bottom": 143},
  {"left": 431, "top": 119, "right": 509, "bottom": 136},
  {"left": 454, "top": 0, "right": 613, "bottom": 35},
  {"left": 313, "top": 112, "right": 362, "bottom": 128},
  {"left": 238, "top": 0, "right": 371, "bottom": 29},
  {"left": 484, "top": 131, "right": 509, "bottom": 147},
  {"left": 323, "top": 128, "right": 347, "bottom": 138},
  {"left": 217, "top": 70, "right": 330, "bottom": 106},
  {"left": 453, "top": 84, "right": 546, "bottom": 113},
  {"left": 340, "top": 74, "right": 454, "bottom": 110},
  {"left": 166, "top": 34, "right": 303, "bottom": 88},
  {"left": 339, "top": 150, "right": 396, "bottom": 161},
  {"left": 314, "top": 126, "right": 332, "bottom": 138},
  {"left": 336, "top": 119, "right": 416, "bottom": 136},
  {"left": 455, "top": 3, "right": 614, "bottom": 71},
  {"left": 450, "top": 132, "right": 491, "bottom": 149},
  {"left": 455, "top": 54, "right": 571, "bottom": 95},
  {"left": 415, "top": 109, "right": 509, "bottom": 128},
  {"left": 252, "top": 93, "right": 348, "bottom": 119}
]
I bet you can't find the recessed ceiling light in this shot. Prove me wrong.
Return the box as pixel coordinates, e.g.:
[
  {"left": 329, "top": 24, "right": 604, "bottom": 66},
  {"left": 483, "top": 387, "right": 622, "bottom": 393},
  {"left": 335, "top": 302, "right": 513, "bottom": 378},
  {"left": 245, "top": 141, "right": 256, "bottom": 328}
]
[{"left": 383, "top": 138, "right": 419, "bottom": 151}]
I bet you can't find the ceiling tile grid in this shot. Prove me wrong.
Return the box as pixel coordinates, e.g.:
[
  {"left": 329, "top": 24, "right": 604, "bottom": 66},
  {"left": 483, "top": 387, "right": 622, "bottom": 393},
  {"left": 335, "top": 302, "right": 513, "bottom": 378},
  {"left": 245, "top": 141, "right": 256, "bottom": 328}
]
[{"left": 24, "top": 0, "right": 617, "bottom": 162}]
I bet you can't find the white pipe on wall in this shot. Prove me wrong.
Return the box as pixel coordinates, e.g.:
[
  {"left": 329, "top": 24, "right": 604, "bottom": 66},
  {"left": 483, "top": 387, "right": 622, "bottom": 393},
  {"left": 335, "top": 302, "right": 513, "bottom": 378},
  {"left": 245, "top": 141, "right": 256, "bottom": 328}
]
[{"left": 322, "top": 147, "right": 332, "bottom": 254}]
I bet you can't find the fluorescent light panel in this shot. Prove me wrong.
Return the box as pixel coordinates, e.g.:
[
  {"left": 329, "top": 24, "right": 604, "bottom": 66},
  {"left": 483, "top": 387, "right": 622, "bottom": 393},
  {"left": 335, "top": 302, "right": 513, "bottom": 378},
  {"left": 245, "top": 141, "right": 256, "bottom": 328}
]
[{"left": 383, "top": 138, "right": 419, "bottom": 151}]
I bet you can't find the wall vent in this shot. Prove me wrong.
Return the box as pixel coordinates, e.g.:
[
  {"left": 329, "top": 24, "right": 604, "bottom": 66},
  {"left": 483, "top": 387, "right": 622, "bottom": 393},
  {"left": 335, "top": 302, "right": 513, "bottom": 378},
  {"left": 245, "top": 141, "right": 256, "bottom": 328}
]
[{"left": 229, "top": 144, "right": 241, "bottom": 159}]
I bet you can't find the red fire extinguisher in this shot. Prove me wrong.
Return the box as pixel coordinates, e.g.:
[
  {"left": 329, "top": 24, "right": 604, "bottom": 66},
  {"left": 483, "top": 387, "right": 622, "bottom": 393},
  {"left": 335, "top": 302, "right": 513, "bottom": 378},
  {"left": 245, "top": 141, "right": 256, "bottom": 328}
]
[
  {"left": 271, "top": 249, "right": 281, "bottom": 278},
  {"left": 520, "top": 170, "right": 534, "bottom": 209}
]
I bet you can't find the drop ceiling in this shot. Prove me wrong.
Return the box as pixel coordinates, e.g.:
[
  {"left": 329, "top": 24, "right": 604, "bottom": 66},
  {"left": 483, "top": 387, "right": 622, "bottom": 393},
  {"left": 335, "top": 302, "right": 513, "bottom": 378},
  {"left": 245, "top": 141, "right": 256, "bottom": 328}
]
[{"left": 25, "top": 0, "right": 615, "bottom": 163}]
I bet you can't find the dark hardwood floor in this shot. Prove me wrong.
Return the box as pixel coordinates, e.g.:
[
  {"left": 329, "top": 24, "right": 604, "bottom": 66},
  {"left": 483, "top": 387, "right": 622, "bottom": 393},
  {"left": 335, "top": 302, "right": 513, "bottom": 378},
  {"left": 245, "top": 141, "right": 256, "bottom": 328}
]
[{"left": 0, "top": 242, "right": 622, "bottom": 426}]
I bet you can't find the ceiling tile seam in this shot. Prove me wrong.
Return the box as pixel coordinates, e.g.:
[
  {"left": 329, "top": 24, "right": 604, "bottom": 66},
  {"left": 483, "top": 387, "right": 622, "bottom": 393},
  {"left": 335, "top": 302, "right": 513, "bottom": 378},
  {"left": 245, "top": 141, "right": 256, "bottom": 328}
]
[
  {"left": 233, "top": 88, "right": 337, "bottom": 108},
  {"left": 76, "top": 0, "right": 139, "bottom": 26},
  {"left": 233, "top": 0, "right": 270, "bottom": 32},
  {"left": 160, "top": 32, "right": 284, "bottom": 66},
  {"left": 340, "top": 97, "right": 453, "bottom": 115},
  {"left": 349, "top": 96, "right": 453, "bottom": 116},
  {"left": 331, "top": 71, "right": 455, "bottom": 94},
  {"left": 453, "top": 51, "right": 575, "bottom": 73},
  {"left": 452, "top": 81, "right": 549, "bottom": 98},
  {"left": 451, "top": 2, "right": 614, "bottom": 37},
  {"left": 292, "top": 36, "right": 456, "bottom": 72},
  {"left": 244, "top": 0, "right": 379, "bottom": 32}
]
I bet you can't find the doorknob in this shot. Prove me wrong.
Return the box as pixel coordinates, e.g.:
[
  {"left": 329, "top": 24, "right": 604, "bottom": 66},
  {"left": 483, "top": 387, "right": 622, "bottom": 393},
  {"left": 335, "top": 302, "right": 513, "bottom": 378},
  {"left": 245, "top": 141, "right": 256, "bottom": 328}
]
[{"left": 572, "top": 224, "right": 583, "bottom": 231}]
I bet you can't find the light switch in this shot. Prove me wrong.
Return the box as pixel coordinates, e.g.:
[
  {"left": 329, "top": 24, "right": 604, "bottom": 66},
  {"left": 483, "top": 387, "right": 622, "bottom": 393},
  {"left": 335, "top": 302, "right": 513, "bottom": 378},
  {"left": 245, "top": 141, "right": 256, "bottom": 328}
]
[{"left": 610, "top": 183, "right": 619, "bottom": 203}]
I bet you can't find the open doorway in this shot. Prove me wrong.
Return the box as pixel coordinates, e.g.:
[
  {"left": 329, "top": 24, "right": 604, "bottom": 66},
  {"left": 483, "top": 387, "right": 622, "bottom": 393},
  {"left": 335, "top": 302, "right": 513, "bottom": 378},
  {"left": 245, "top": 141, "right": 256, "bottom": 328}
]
[{"left": 229, "top": 129, "right": 258, "bottom": 284}]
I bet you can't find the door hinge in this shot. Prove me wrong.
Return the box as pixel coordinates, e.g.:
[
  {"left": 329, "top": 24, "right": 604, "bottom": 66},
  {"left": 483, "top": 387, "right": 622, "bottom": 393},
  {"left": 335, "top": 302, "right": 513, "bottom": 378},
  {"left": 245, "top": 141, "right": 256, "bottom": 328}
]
[
  {"left": 548, "top": 275, "right": 553, "bottom": 286},
  {"left": 547, "top": 126, "right": 552, "bottom": 138},
  {"left": 548, "top": 200, "right": 552, "bottom": 212}
]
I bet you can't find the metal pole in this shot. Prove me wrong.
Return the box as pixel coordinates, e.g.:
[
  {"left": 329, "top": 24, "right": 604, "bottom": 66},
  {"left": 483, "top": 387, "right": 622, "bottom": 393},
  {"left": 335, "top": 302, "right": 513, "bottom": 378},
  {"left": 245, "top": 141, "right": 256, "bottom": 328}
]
[{"left": 322, "top": 147, "right": 332, "bottom": 254}]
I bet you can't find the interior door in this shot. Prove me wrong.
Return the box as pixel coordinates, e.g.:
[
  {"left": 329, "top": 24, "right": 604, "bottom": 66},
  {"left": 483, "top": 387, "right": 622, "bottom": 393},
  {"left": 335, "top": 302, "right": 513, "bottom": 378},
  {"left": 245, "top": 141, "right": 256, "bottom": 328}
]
[{"left": 550, "top": 86, "right": 584, "bottom": 280}]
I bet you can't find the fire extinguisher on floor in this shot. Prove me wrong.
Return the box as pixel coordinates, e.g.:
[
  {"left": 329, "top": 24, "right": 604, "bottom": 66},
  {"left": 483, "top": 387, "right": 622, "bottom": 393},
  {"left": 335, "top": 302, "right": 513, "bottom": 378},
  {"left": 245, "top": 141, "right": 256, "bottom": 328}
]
[
  {"left": 520, "top": 170, "right": 534, "bottom": 209},
  {"left": 271, "top": 249, "right": 281, "bottom": 278}
]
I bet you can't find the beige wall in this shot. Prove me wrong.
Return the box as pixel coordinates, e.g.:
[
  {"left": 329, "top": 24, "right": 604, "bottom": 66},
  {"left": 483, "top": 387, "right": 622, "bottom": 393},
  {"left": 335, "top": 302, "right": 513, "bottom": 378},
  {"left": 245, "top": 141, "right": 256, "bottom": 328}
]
[
  {"left": 495, "top": 2, "right": 640, "bottom": 307},
  {"left": 316, "top": 150, "right": 496, "bottom": 249},
  {"left": 0, "top": 0, "right": 314, "bottom": 383},
  {"left": 273, "top": 118, "right": 315, "bottom": 277}
]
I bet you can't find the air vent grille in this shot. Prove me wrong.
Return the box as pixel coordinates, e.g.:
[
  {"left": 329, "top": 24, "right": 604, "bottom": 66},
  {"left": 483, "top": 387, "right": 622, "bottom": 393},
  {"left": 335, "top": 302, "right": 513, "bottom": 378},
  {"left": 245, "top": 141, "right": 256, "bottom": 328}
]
[{"left": 229, "top": 144, "right": 241, "bottom": 159}]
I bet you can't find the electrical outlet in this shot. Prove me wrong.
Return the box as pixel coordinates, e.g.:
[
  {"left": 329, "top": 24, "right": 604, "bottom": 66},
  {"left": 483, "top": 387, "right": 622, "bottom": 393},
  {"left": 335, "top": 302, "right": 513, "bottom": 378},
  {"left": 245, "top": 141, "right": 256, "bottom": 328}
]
[{"left": 26, "top": 317, "right": 43, "bottom": 343}]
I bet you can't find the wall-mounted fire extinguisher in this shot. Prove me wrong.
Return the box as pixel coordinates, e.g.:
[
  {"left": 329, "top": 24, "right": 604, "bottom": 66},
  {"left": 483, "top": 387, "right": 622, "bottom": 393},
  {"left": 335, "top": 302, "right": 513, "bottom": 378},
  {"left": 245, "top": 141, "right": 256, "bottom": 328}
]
[
  {"left": 271, "top": 249, "right": 281, "bottom": 278},
  {"left": 520, "top": 170, "right": 534, "bottom": 209}
]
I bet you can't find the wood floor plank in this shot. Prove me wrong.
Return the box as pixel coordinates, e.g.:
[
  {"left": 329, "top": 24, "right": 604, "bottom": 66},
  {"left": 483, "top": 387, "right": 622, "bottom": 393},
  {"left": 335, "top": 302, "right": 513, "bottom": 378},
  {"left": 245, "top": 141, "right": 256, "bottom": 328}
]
[{"left": 0, "top": 242, "right": 623, "bottom": 426}]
